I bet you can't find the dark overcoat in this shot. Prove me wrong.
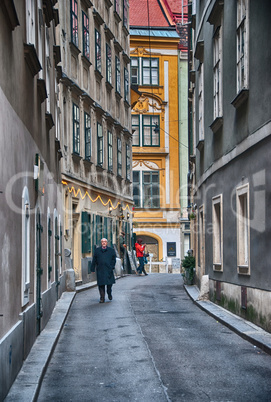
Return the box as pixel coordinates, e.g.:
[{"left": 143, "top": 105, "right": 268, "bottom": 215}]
[{"left": 91, "top": 246, "right": 116, "bottom": 286}]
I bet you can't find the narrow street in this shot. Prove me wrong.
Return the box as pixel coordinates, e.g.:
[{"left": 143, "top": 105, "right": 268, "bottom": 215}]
[{"left": 37, "top": 274, "right": 271, "bottom": 402}]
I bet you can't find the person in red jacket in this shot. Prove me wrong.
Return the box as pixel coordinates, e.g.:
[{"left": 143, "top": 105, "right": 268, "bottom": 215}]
[{"left": 135, "top": 238, "right": 148, "bottom": 275}]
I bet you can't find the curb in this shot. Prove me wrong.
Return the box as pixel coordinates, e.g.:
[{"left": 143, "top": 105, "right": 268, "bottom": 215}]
[{"left": 184, "top": 285, "right": 271, "bottom": 356}]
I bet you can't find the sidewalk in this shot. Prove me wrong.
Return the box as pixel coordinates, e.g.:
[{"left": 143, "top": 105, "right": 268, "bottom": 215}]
[
  {"left": 184, "top": 284, "right": 271, "bottom": 356},
  {"left": 5, "top": 279, "right": 271, "bottom": 401}
]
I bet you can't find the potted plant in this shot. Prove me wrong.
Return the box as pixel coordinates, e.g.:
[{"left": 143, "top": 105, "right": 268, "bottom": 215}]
[{"left": 181, "top": 255, "right": 195, "bottom": 285}]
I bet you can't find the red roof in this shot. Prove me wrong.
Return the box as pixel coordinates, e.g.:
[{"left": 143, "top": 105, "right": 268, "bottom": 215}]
[
  {"left": 130, "top": 0, "right": 171, "bottom": 27},
  {"left": 130, "top": 0, "right": 187, "bottom": 28}
]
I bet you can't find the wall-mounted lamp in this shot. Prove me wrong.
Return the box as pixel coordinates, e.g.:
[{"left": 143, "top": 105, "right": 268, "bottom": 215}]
[
  {"left": 25, "top": 203, "right": 30, "bottom": 219},
  {"left": 154, "top": 123, "right": 160, "bottom": 134},
  {"left": 127, "top": 212, "right": 130, "bottom": 219},
  {"left": 109, "top": 206, "right": 112, "bottom": 214}
]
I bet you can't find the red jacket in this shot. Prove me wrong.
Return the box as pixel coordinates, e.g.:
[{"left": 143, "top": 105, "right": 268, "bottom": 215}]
[{"left": 135, "top": 242, "right": 145, "bottom": 257}]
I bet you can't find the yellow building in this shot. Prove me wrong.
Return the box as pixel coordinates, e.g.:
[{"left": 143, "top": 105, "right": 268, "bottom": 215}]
[{"left": 130, "top": 0, "right": 189, "bottom": 268}]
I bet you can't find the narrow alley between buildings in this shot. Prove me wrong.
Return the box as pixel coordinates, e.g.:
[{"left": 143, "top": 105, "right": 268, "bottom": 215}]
[{"left": 35, "top": 274, "right": 271, "bottom": 402}]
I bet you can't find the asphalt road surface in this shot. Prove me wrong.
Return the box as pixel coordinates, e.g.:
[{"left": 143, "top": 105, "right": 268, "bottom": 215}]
[{"left": 38, "top": 274, "right": 271, "bottom": 402}]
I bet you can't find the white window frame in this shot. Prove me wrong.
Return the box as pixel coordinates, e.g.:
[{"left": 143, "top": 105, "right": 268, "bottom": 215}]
[
  {"left": 26, "top": 0, "right": 36, "bottom": 45},
  {"left": 198, "top": 63, "right": 204, "bottom": 141},
  {"left": 212, "top": 194, "right": 223, "bottom": 271},
  {"left": 213, "top": 24, "right": 223, "bottom": 119},
  {"left": 236, "top": 184, "right": 250, "bottom": 275},
  {"left": 22, "top": 187, "right": 30, "bottom": 306},
  {"left": 236, "top": 0, "right": 249, "bottom": 92},
  {"left": 198, "top": 205, "right": 205, "bottom": 274}
]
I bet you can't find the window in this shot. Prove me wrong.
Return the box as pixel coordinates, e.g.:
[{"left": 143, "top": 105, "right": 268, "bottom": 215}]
[
  {"left": 212, "top": 195, "right": 223, "bottom": 271},
  {"left": 126, "top": 144, "right": 131, "bottom": 180},
  {"left": 95, "top": 29, "right": 101, "bottom": 73},
  {"left": 133, "top": 171, "right": 160, "bottom": 208},
  {"left": 47, "top": 213, "right": 52, "bottom": 283},
  {"left": 97, "top": 122, "right": 103, "bottom": 166},
  {"left": 22, "top": 188, "right": 30, "bottom": 306},
  {"left": 236, "top": 184, "right": 250, "bottom": 274},
  {"left": 115, "top": 0, "right": 120, "bottom": 14},
  {"left": 199, "top": 206, "right": 205, "bottom": 272},
  {"left": 81, "top": 211, "right": 91, "bottom": 253},
  {"left": 108, "top": 131, "right": 113, "bottom": 171},
  {"left": 82, "top": 11, "right": 89, "bottom": 59},
  {"left": 123, "top": 0, "right": 128, "bottom": 29},
  {"left": 116, "top": 56, "right": 121, "bottom": 94},
  {"left": 142, "top": 58, "right": 159, "bottom": 85},
  {"left": 26, "top": 0, "right": 36, "bottom": 45},
  {"left": 73, "top": 103, "right": 80, "bottom": 154},
  {"left": 132, "top": 114, "right": 160, "bottom": 147},
  {"left": 198, "top": 63, "right": 204, "bottom": 141},
  {"left": 131, "top": 58, "right": 139, "bottom": 84},
  {"left": 143, "top": 115, "right": 160, "bottom": 146},
  {"left": 117, "top": 138, "right": 122, "bottom": 176},
  {"left": 71, "top": 0, "right": 78, "bottom": 47},
  {"left": 124, "top": 67, "right": 129, "bottom": 102},
  {"left": 106, "top": 44, "right": 112, "bottom": 84},
  {"left": 213, "top": 26, "right": 222, "bottom": 118},
  {"left": 84, "top": 112, "right": 91, "bottom": 160},
  {"left": 237, "top": 0, "right": 248, "bottom": 92},
  {"left": 132, "top": 115, "right": 140, "bottom": 146}
]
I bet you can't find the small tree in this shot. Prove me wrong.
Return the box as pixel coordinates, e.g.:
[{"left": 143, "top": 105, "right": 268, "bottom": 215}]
[{"left": 181, "top": 255, "right": 195, "bottom": 284}]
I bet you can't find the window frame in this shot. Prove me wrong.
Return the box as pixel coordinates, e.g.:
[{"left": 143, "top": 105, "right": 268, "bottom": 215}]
[
  {"left": 236, "top": 184, "right": 250, "bottom": 275},
  {"left": 71, "top": 0, "right": 78, "bottom": 47},
  {"left": 142, "top": 115, "right": 160, "bottom": 147},
  {"left": 123, "top": 0, "right": 128, "bottom": 29},
  {"left": 212, "top": 194, "right": 223, "bottom": 271},
  {"left": 84, "top": 112, "right": 91, "bottom": 161},
  {"left": 131, "top": 57, "right": 139, "bottom": 85},
  {"left": 73, "top": 103, "right": 80, "bottom": 155},
  {"left": 106, "top": 43, "right": 112, "bottom": 84},
  {"left": 97, "top": 122, "right": 103, "bottom": 166},
  {"left": 198, "top": 63, "right": 204, "bottom": 141},
  {"left": 126, "top": 144, "right": 131, "bottom": 181},
  {"left": 114, "top": 0, "right": 120, "bottom": 15},
  {"left": 124, "top": 67, "right": 129, "bottom": 102},
  {"left": 95, "top": 29, "right": 102, "bottom": 73},
  {"left": 213, "top": 25, "right": 222, "bottom": 119},
  {"left": 132, "top": 170, "right": 160, "bottom": 209},
  {"left": 142, "top": 57, "right": 159, "bottom": 86},
  {"left": 116, "top": 55, "right": 121, "bottom": 94},
  {"left": 117, "top": 137, "right": 122, "bottom": 176},
  {"left": 132, "top": 114, "right": 140, "bottom": 146},
  {"left": 82, "top": 11, "right": 90, "bottom": 59},
  {"left": 236, "top": 0, "right": 249, "bottom": 92},
  {"left": 108, "top": 130, "right": 113, "bottom": 172}
]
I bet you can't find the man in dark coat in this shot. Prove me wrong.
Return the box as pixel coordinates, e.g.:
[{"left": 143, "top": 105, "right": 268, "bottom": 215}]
[{"left": 91, "top": 238, "right": 116, "bottom": 303}]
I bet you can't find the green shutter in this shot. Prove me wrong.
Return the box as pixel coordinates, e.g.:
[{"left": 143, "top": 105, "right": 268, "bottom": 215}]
[{"left": 82, "top": 211, "right": 91, "bottom": 253}]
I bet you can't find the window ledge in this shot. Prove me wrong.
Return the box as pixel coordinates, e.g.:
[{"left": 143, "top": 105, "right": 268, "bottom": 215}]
[
  {"left": 231, "top": 88, "right": 249, "bottom": 109},
  {"left": 24, "top": 43, "right": 42, "bottom": 77},
  {"left": 96, "top": 164, "right": 104, "bottom": 171},
  {"left": 72, "top": 153, "right": 82, "bottom": 163},
  {"left": 124, "top": 100, "right": 130, "bottom": 108},
  {"left": 45, "top": 112, "right": 54, "bottom": 131},
  {"left": 83, "top": 158, "right": 92, "bottom": 168},
  {"left": 69, "top": 41, "right": 81, "bottom": 57},
  {"left": 114, "top": 38, "right": 123, "bottom": 53},
  {"left": 122, "top": 51, "right": 130, "bottom": 64},
  {"left": 81, "top": 54, "right": 92, "bottom": 67},
  {"left": 213, "top": 263, "right": 223, "bottom": 272},
  {"left": 104, "top": 24, "right": 114, "bottom": 40},
  {"left": 81, "top": 0, "right": 93, "bottom": 8},
  {"left": 0, "top": 0, "right": 19, "bottom": 30},
  {"left": 196, "top": 139, "right": 204, "bottom": 151},
  {"left": 210, "top": 116, "right": 223, "bottom": 133},
  {"left": 95, "top": 69, "right": 103, "bottom": 81},
  {"left": 238, "top": 265, "right": 250, "bottom": 275},
  {"left": 207, "top": 0, "right": 224, "bottom": 26},
  {"left": 115, "top": 91, "right": 122, "bottom": 101},
  {"left": 105, "top": 0, "right": 113, "bottom": 7},
  {"left": 114, "top": 11, "right": 122, "bottom": 23},
  {"left": 122, "top": 25, "right": 129, "bottom": 37},
  {"left": 93, "top": 8, "right": 104, "bottom": 25},
  {"left": 106, "top": 81, "right": 113, "bottom": 91},
  {"left": 37, "top": 79, "right": 47, "bottom": 103}
]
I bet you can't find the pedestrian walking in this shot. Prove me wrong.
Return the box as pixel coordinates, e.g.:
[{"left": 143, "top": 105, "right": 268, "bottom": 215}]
[
  {"left": 135, "top": 238, "right": 148, "bottom": 275},
  {"left": 91, "top": 238, "right": 117, "bottom": 303}
]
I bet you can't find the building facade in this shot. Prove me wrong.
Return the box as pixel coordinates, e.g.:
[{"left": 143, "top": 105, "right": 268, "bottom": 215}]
[
  {"left": 56, "top": 0, "right": 133, "bottom": 282},
  {"left": 0, "top": 1, "right": 64, "bottom": 399},
  {"left": 188, "top": 0, "right": 271, "bottom": 331},
  {"left": 130, "top": 0, "right": 189, "bottom": 270}
]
